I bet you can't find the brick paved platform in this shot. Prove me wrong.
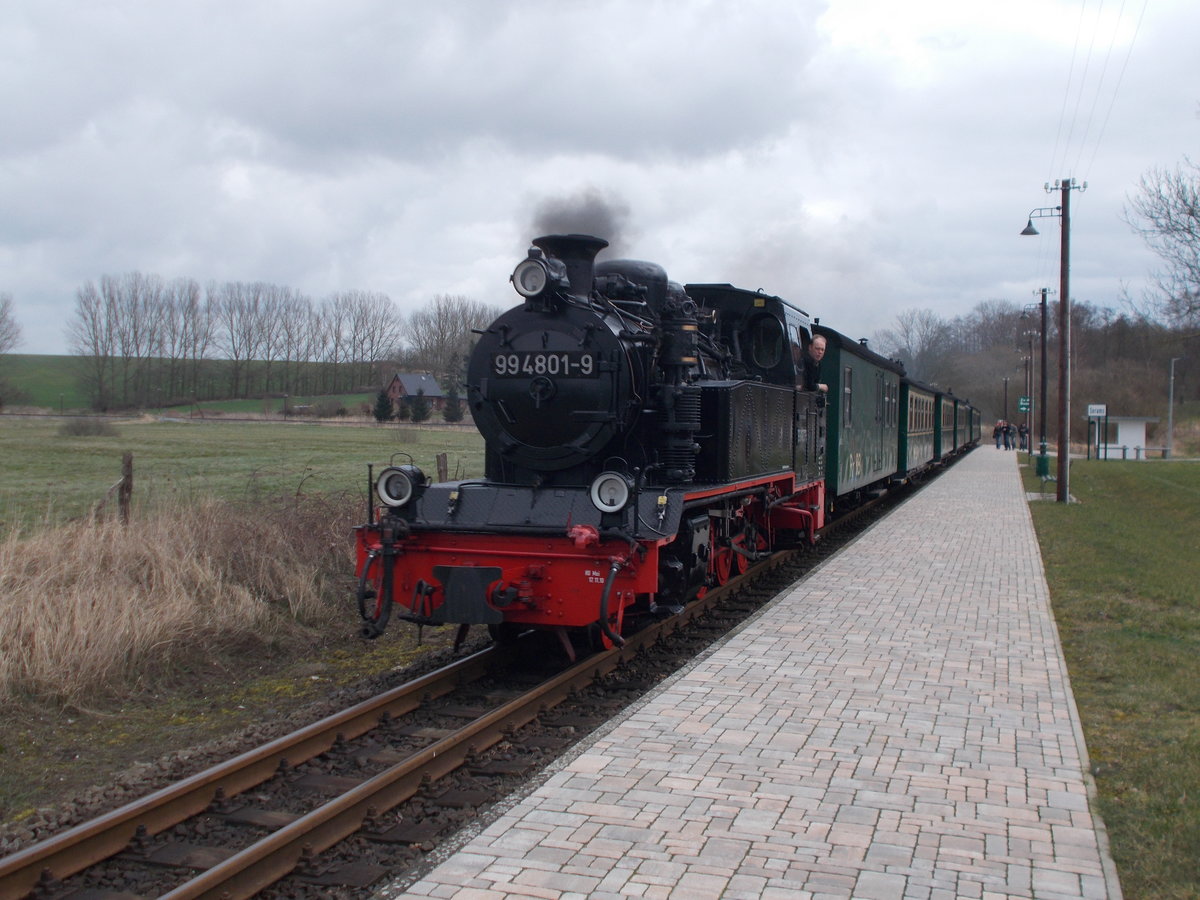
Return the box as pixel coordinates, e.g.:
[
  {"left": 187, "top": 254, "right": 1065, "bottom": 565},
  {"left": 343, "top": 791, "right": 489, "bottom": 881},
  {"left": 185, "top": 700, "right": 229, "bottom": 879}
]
[{"left": 387, "top": 447, "right": 1121, "bottom": 899}]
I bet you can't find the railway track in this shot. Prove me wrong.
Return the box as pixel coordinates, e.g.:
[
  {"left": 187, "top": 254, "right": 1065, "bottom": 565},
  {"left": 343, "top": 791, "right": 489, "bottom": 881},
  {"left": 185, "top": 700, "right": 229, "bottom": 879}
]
[
  {"left": 0, "top": 554, "right": 803, "bottom": 899},
  {"left": 0, "top": 468, "right": 935, "bottom": 899}
]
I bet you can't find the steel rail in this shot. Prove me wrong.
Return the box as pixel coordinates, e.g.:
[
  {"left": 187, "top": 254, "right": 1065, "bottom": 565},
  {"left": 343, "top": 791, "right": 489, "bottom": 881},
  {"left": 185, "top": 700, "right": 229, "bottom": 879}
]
[
  {"left": 1, "top": 546, "right": 796, "bottom": 899},
  {"left": 0, "top": 645, "right": 503, "bottom": 899},
  {"left": 156, "top": 577, "right": 751, "bottom": 899}
]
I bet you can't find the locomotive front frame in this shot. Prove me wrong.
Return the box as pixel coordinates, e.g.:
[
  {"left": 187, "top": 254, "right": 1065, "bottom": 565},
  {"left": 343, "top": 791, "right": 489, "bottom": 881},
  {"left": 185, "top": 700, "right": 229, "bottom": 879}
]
[{"left": 354, "top": 466, "right": 823, "bottom": 654}]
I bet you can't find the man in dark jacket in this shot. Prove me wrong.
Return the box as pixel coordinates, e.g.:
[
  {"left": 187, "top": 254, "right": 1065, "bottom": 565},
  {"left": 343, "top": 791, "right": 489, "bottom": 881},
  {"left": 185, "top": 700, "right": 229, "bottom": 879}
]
[{"left": 804, "top": 335, "right": 828, "bottom": 393}]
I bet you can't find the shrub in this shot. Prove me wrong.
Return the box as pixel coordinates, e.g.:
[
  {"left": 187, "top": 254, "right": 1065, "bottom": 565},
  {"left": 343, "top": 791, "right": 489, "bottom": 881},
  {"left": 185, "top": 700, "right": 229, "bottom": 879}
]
[
  {"left": 312, "top": 398, "right": 346, "bottom": 418},
  {"left": 57, "top": 418, "right": 119, "bottom": 437}
]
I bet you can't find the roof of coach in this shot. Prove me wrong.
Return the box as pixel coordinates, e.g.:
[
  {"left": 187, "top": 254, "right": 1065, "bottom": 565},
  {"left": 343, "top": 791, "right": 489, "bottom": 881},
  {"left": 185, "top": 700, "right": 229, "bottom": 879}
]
[
  {"left": 901, "top": 377, "right": 976, "bottom": 411},
  {"left": 812, "top": 323, "right": 906, "bottom": 375},
  {"left": 902, "top": 376, "right": 939, "bottom": 397}
]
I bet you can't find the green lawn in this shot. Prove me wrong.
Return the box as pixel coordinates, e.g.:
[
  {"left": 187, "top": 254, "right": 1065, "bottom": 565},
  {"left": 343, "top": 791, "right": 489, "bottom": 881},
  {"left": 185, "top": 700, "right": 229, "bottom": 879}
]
[
  {"left": 1027, "top": 459, "right": 1200, "bottom": 899},
  {"left": 0, "top": 418, "right": 485, "bottom": 529},
  {"left": 0, "top": 353, "right": 376, "bottom": 414},
  {"left": 2, "top": 355, "right": 91, "bottom": 409}
]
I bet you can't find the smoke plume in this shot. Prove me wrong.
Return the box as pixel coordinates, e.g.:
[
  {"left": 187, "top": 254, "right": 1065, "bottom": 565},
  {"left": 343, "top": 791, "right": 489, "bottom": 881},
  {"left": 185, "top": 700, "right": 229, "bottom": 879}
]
[{"left": 530, "top": 187, "right": 632, "bottom": 257}]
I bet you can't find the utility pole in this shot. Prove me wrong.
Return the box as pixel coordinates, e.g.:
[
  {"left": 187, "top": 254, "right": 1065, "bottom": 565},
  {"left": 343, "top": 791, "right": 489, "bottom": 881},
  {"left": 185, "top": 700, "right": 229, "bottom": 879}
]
[
  {"left": 1167, "top": 357, "right": 1183, "bottom": 458},
  {"left": 1056, "top": 180, "right": 1072, "bottom": 502},
  {"left": 1021, "top": 176, "right": 1085, "bottom": 502}
]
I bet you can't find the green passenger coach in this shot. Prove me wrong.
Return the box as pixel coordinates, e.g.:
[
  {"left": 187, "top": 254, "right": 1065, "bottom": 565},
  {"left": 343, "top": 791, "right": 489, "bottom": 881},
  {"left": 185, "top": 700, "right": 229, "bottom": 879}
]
[
  {"left": 900, "top": 379, "right": 937, "bottom": 477},
  {"left": 814, "top": 325, "right": 904, "bottom": 502}
]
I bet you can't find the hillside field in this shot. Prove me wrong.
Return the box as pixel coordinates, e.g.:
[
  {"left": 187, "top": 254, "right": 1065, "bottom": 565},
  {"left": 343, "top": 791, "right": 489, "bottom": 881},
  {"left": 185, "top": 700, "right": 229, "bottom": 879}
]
[
  {"left": 0, "top": 353, "right": 378, "bottom": 414},
  {"left": 0, "top": 418, "right": 484, "bottom": 529}
]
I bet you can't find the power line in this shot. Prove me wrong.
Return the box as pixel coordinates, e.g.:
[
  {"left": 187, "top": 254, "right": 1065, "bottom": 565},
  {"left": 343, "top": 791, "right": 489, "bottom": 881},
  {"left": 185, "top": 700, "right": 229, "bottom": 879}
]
[
  {"left": 1082, "top": 0, "right": 1149, "bottom": 178},
  {"left": 1045, "top": 1, "right": 1089, "bottom": 185}
]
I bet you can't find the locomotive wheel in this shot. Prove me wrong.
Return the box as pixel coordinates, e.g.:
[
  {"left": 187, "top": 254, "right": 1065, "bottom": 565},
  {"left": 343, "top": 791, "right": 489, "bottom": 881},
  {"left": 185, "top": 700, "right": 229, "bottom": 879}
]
[
  {"left": 712, "top": 544, "right": 735, "bottom": 585},
  {"left": 728, "top": 526, "right": 769, "bottom": 576},
  {"left": 732, "top": 533, "right": 752, "bottom": 575}
]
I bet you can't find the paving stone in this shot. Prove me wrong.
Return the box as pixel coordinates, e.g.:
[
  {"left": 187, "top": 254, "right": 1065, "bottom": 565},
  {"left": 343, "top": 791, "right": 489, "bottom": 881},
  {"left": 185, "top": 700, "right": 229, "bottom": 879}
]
[{"left": 383, "top": 450, "right": 1122, "bottom": 899}]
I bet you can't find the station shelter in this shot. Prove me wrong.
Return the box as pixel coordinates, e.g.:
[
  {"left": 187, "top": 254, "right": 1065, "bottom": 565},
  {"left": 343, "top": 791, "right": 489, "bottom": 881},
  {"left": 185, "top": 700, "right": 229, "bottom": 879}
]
[{"left": 1094, "top": 415, "right": 1161, "bottom": 460}]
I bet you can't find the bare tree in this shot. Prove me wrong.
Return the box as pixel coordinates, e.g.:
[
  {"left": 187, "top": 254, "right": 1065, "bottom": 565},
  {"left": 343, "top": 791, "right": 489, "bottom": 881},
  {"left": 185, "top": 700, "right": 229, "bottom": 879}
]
[
  {"left": 334, "top": 290, "right": 404, "bottom": 389},
  {"left": 212, "top": 281, "right": 267, "bottom": 398},
  {"left": 67, "top": 280, "right": 117, "bottom": 409},
  {"left": 872, "top": 309, "right": 950, "bottom": 383},
  {"left": 314, "top": 296, "right": 349, "bottom": 394},
  {"left": 1125, "top": 157, "right": 1200, "bottom": 327},
  {"left": 0, "top": 293, "right": 20, "bottom": 356},
  {"left": 276, "top": 290, "right": 316, "bottom": 396},
  {"left": 0, "top": 293, "right": 22, "bottom": 407},
  {"left": 402, "top": 294, "right": 501, "bottom": 384},
  {"left": 154, "top": 277, "right": 211, "bottom": 402}
]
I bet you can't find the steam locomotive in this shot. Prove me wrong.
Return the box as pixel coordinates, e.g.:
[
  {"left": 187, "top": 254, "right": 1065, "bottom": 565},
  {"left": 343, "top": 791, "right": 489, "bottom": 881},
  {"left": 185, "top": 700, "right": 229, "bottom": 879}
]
[{"left": 354, "top": 234, "right": 979, "bottom": 657}]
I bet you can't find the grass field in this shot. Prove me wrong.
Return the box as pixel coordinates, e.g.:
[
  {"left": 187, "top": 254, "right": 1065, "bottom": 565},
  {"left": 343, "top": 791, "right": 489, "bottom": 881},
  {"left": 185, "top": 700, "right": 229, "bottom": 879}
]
[
  {"left": 1025, "top": 458, "right": 1200, "bottom": 899},
  {"left": 0, "top": 417, "right": 484, "bottom": 529},
  {"left": 1, "top": 355, "right": 90, "bottom": 410},
  {"left": 0, "top": 353, "right": 377, "bottom": 414},
  {"left": 0, "top": 415, "right": 487, "bottom": 821}
]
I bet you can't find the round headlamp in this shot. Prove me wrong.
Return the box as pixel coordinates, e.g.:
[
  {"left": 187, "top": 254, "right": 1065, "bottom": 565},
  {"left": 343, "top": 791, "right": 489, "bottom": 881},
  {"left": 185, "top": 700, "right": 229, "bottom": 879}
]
[
  {"left": 376, "top": 464, "right": 426, "bottom": 508},
  {"left": 589, "top": 471, "right": 634, "bottom": 514},
  {"left": 511, "top": 258, "right": 549, "bottom": 297}
]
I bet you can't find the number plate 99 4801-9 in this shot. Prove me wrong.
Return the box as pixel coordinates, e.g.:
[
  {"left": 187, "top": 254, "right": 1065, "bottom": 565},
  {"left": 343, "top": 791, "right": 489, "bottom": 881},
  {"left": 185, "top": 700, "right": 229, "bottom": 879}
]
[{"left": 491, "top": 351, "right": 597, "bottom": 377}]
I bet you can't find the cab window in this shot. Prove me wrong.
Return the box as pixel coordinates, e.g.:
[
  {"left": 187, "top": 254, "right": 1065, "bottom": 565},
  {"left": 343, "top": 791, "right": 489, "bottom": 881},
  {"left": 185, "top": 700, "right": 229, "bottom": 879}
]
[{"left": 748, "top": 314, "right": 784, "bottom": 369}]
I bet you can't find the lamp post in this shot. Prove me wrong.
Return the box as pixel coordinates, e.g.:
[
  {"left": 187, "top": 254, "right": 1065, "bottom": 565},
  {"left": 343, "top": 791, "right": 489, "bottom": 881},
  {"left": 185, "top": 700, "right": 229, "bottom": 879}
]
[
  {"left": 1022, "top": 289, "right": 1052, "bottom": 477},
  {"left": 1021, "top": 178, "right": 1086, "bottom": 503},
  {"left": 1167, "top": 357, "right": 1183, "bottom": 458},
  {"left": 1021, "top": 352, "right": 1031, "bottom": 443}
]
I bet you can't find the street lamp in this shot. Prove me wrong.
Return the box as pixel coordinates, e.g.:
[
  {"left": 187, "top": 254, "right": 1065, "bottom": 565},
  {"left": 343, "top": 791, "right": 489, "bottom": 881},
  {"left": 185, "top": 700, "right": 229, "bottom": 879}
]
[
  {"left": 1021, "top": 178, "right": 1086, "bottom": 503},
  {"left": 1020, "top": 352, "right": 1031, "bottom": 441},
  {"left": 1022, "top": 289, "right": 1053, "bottom": 477},
  {"left": 1167, "top": 357, "right": 1184, "bottom": 458},
  {"left": 1002, "top": 376, "right": 1010, "bottom": 421}
]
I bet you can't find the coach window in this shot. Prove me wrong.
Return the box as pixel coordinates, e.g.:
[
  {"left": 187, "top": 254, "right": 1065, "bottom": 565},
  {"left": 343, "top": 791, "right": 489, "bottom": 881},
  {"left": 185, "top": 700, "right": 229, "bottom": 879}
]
[
  {"left": 748, "top": 314, "right": 784, "bottom": 370},
  {"left": 843, "top": 366, "right": 853, "bottom": 428}
]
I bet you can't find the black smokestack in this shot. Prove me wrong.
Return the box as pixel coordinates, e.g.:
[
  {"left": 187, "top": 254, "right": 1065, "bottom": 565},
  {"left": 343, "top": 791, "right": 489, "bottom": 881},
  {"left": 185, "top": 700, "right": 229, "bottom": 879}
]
[
  {"left": 532, "top": 234, "right": 609, "bottom": 300},
  {"left": 531, "top": 188, "right": 631, "bottom": 257}
]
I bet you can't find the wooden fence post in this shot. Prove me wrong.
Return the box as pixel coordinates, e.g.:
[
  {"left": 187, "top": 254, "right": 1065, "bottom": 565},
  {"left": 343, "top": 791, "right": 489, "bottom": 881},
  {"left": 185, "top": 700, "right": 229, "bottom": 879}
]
[
  {"left": 436, "top": 452, "right": 448, "bottom": 483},
  {"left": 119, "top": 452, "right": 133, "bottom": 525}
]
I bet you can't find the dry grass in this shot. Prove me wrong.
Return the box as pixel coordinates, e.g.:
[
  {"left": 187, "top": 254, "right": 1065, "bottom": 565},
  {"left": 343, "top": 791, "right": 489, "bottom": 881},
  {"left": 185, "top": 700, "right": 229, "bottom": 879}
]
[{"left": 0, "top": 495, "right": 357, "bottom": 708}]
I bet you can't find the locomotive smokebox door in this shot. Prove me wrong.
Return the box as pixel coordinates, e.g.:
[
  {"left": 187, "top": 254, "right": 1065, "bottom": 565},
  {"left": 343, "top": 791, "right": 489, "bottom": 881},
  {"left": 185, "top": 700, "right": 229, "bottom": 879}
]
[{"left": 469, "top": 305, "right": 637, "bottom": 471}]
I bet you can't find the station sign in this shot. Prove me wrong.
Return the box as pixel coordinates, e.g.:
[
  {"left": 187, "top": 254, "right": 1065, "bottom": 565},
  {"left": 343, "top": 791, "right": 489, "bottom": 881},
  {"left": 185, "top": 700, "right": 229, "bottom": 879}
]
[
  {"left": 1087, "top": 403, "right": 1107, "bottom": 418},
  {"left": 1017, "top": 396, "right": 1031, "bottom": 412}
]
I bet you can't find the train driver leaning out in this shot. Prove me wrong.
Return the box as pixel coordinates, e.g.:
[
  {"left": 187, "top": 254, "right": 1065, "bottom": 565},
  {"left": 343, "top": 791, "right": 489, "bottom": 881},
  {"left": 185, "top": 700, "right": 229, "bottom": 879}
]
[{"left": 804, "top": 335, "right": 828, "bottom": 393}]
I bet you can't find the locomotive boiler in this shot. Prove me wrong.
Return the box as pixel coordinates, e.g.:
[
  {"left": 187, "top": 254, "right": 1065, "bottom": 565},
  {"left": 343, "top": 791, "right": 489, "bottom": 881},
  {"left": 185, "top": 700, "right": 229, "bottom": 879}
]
[{"left": 354, "top": 234, "right": 828, "bottom": 656}]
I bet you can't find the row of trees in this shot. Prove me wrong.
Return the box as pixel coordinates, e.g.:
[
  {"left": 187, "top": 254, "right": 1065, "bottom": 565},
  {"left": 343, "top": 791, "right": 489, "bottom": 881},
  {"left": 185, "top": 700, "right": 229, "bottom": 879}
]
[
  {"left": 872, "top": 298, "right": 1192, "bottom": 436},
  {"left": 65, "top": 274, "right": 501, "bottom": 409},
  {"left": 875, "top": 154, "right": 1199, "bottom": 439}
]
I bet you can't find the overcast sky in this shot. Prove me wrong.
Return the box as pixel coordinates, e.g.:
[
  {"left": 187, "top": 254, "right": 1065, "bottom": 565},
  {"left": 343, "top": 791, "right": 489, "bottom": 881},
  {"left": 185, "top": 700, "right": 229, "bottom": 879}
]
[{"left": 3, "top": 0, "right": 1197, "bottom": 355}]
